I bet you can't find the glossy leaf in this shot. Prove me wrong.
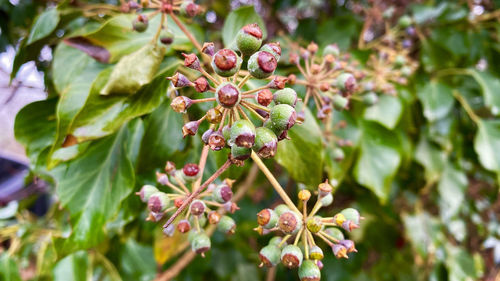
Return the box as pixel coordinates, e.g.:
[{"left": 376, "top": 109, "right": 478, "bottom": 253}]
[
  {"left": 0, "top": 253, "right": 21, "bottom": 281},
  {"left": 417, "top": 80, "right": 454, "bottom": 121},
  {"left": 53, "top": 251, "right": 89, "bottom": 281},
  {"left": 222, "top": 6, "right": 267, "bottom": 48},
  {"left": 414, "top": 138, "right": 447, "bottom": 181},
  {"left": 402, "top": 212, "right": 443, "bottom": 258},
  {"left": 121, "top": 239, "right": 156, "bottom": 280},
  {"left": 26, "top": 8, "right": 59, "bottom": 45},
  {"left": 354, "top": 121, "right": 401, "bottom": 202},
  {"left": 467, "top": 69, "right": 500, "bottom": 115},
  {"left": 276, "top": 107, "right": 323, "bottom": 186},
  {"left": 363, "top": 95, "right": 403, "bottom": 129},
  {"left": 52, "top": 126, "right": 135, "bottom": 249},
  {"left": 438, "top": 164, "right": 467, "bottom": 220},
  {"left": 474, "top": 120, "right": 500, "bottom": 172}
]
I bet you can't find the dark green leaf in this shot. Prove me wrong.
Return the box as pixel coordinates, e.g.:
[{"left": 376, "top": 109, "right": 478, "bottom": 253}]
[
  {"left": 363, "top": 95, "right": 403, "bottom": 129},
  {"left": 467, "top": 69, "right": 500, "bottom": 115},
  {"left": 438, "top": 164, "right": 467, "bottom": 220},
  {"left": 52, "top": 251, "right": 89, "bottom": 281},
  {"left": 417, "top": 80, "right": 454, "bottom": 122},
  {"left": 120, "top": 239, "right": 156, "bottom": 281}
]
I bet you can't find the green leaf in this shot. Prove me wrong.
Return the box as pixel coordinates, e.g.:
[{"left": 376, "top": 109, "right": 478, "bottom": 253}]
[
  {"left": 354, "top": 121, "right": 401, "bottom": 202},
  {"left": 467, "top": 69, "right": 500, "bottom": 115},
  {"left": 222, "top": 6, "right": 267, "bottom": 48},
  {"left": 53, "top": 251, "right": 89, "bottom": 281},
  {"left": 474, "top": 120, "right": 500, "bottom": 172},
  {"left": 445, "top": 245, "right": 480, "bottom": 281},
  {"left": 26, "top": 8, "right": 60, "bottom": 45},
  {"left": 120, "top": 239, "right": 156, "bottom": 281},
  {"left": 317, "top": 16, "right": 360, "bottom": 50},
  {"left": 0, "top": 253, "right": 21, "bottom": 281},
  {"left": 52, "top": 125, "right": 135, "bottom": 249},
  {"left": 417, "top": 80, "right": 454, "bottom": 122},
  {"left": 275, "top": 107, "right": 323, "bottom": 187},
  {"left": 100, "top": 43, "right": 166, "bottom": 95},
  {"left": 414, "top": 138, "right": 447, "bottom": 181},
  {"left": 363, "top": 95, "right": 403, "bottom": 129},
  {"left": 438, "top": 164, "right": 467, "bottom": 220},
  {"left": 402, "top": 212, "right": 443, "bottom": 258},
  {"left": 70, "top": 57, "right": 181, "bottom": 142}
]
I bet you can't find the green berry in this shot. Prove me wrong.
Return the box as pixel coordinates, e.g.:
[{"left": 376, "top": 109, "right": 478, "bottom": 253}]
[
  {"left": 259, "top": 245, "right": 281, "bottom": 267},
  {"left": 278, "top": 211, "right": 302, "bottom": 234},
  {"left": 274, "top": 204, "right": 290, "bottom": 217},
  {"left": 269, "top": 104, "right": 297, "bottom": 131},
  {"left": 323, "top": 44, "right": 340, "bottom": 57},
  {"left": 147, "top": 192, "right": 170, "bottom": 213},
  {"left": 230, "top": 120, "right": 256, "bottom": 148},
  {"left": 253, "top": 127, "right": 278, "bottom": 158},
  {"left": 191, "top": 232, "right": 211, "bottom": 254},
  {"left": 309, "top": 246, "right": 324, "bottom": 260},
  {"left": 137, "top": 185, "right": 158, "bottom": 202},
  {"left": 212, "top": 184, "right": 233, "bottom": 203},
  {"left": 236, "top": 23, "right": 263, "bottom": 56},
  {"left": 269, "top": 236, "right": 286, "bottom": 248},
  {"left": 332, "top": 147, "right": 345, "bottom": 162},
  {"left": 332, "top": 95, "right": 349, "bottom": 111},
  {"left": 398, "top": 15, "right": 412, "bottom": 28},
  {"left": 324, "top": 227, "right": 344, "bottom": 241},
  {"left": 218, "top": 215, "right": 236, "bottom": 235},
  {"left": 281, "top": 245, "right": 303, "bottom": 268},
  {"left": 340, "top": 208, "right": 361, "bottom": 225},
  {"left": 260, "top": 42, "right": 281, "bottom": 61},
  {"left": 362, "top": 91, "right": 379, "bottom": 106},
  {"left": 211, "top": 49, "right": 242, "bottom": 77},
  {"left": 320, "top": 193, "right": 333, "bottom": 206},
  {"left": 336, "top": 73, "right": 356, "bottom": 93},
  {"left": 394, "top": 55, "right": 406, "bottom": 68},
  {"left": 132, "top": 14, "right": 148, "bottom": 32},
  {"left": 382, "top": 6, "right": 395, "bottom": 19},
  {"left": 401, "top": 65, "right": 412, "bottom": 77},
  {"left": 248, "top": 51, "right": 277, "bottom": 79},
  {"left": 231, "top": 145, "right": 251, "bottom": 160},
  {"left": 306, "top": 216, "right": 323, "bottom": 233},
  {"left": 273, "top": 88, "right": 298, "bottom": 107},
  {"left": 159, "top": 29, "right": 174, "bottom": 45},
  {"left": 257, "top": 208, "right": 278, "bottom": 229},
  {"left": 298, "top": 260, "right": 321, "bottom": 281}
]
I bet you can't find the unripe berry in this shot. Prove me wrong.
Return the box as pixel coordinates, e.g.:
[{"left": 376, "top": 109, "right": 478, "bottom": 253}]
[
  {"left": 273, "top": 88, "right": 298, "bottom": 107},
  {"left": 394, "top": 55, "right": 406, "bottom": 68},
  {"left": 216, "top": 82, "right": 241, "bottom": 108},
  {"left": 307, "top": 42, "right": 318, "bottom": 54},
  {"left": 323, "top": 44, "right": 340, "bottom": 57},
  {"left": 324, "top": 227, "right": 344, "bottom": 241},
  {"left": 278, "top": 211, "right": 302, "bottom": 234},
  {"left": 398, "top": 15, "right": 412, "bottom": 28},
  {"left": 253, "top": 127, "right": 278, "bottom": 158},
  {"left": 224, "top": 201, "right": 239, "bottom": 214},
  {"left": 171, "top": 96, "right": 192, "bottom": 113},
  {"left": 222, "top": 125, "right": 231, "bottom": 140},
  {"left": 132, "top": 14, "right": 148, "bottom": 32},
  {"left": 401, "top": 66, "right": 412, "bottom": 77},
  {"left": 211, "top": 49, "right": 242, "bottom": 77},
  {"left": 194, "top": 77, "right": 210, "bottom": 93},
  {"left": 269, "top": 104, "right": 297, "bottom": 131},
  {"left": 267, "top": 76, "right": 287, "bottom": 89},
  {"left": 208, "top": 131, "right": 225, "bottom": 151},
  {"left": 318, "top": 181, "right": 332, "bottom": 198},
  {"left": 167, "top": 72, "right": 193, "bottom": 87},
  {"left": 260, "top": 42, "right": 281, "bottom": 61},
  {"left": 212, "top": 184, "right": 233, "bottom": 203},
  {"left": 163, "top": 224, "right": 175, "bottom": 237},
  {"left": 182, "top": 121, "right": 200, "bottom": 137},
  {"left": 362, "top": 91, "right": 379, "bottom": 105},
  {"left": 236, "top": 23, "right": 263, "bottom": 56},
  {"left": 182, "top": 163, "right": 200, "bottom": 182},
  {"left": 259, "top": 245, "right": 281, "bottom": 267},
  {"left": 320, "top": 193, "right": 333, "bottom": 207},
  {"left": 231, "top": 145, "right": 251, "bottom": 160},
  {"left": 208, "top": 211, "right": 221, "bottom": 224},
  {"left": 281, "top": 245, "right": 303, "bottom": 268},
  {"left": 189, "top": 199, "right": 206, "bottom": 216},
  {"left": 332, "top": 95, "right": 349, "bottom": 111},
  {"left": 332, "top": 243, "right": 348, "bottom": 259},
  {"left": 257, "top": 208, "right": 278, "bottom": 229},
  {"left": 137, "top": 185, "right": 158, "bottom": 202},
  {"left": 156, "top": 172, "right": 169, "bottom": 185},
  {"left": 309, "top": 245, "right": 324, "bottom": 260},
  {"left": 201, "top": 129, "right": 212, "bottom": 144},
  {"left": 217, "top": 215, "right": 236, "bottom": 235},
  {"left": 306, "top": 216, "right": 323, "bottom": 233},
  {"left": 206, "top": 108, "right": 222, "bottom": 124},
  {"left": 147, "top": 192, "right": 170, "bottom": 213},
  {"left": 341, "top": 220, "right": 359, "bottom": 232},
  {"left": 287, "top": 74, "right": 297, "bottom": 85},
  {"left": 274, "top": 204, "right": 290, "bottom": 217},
  {"left": 191, "top": 232, "right": 211, "bottom": 254},
  {"left": 339, "top": 239, "right": 357, "bottom": 253},
  {"left": 332, "top": 147, "right": 345, "bottom": 161},
  {"left": 336, "top": 73, "right": 356, "bottom": 93},
  {"left": 230, "top": 120, "right": 256, "bottom": 148},
  {"left": 182, "top": 53, "right": 201, "bottom": 70},
  {"left": 159, "top": 29, "right": 174, "bottom": 45},
  {"left": 340, "top": 208, "right": 361, "bottom": 225},
  {"left": 180, "top": 1, "right": 202, "bottom": 18},
  {"left": 248, "top": 51, "right": 277, "bottom": 79},
  {"left": 202, "top": 42, "right": 215, "bottom": 57},
  {"left": 174, "top": 197, "right": 184, "bottom": 208},
  {"left": 298, "top": 260, "right": 321, "bottom": 281},
  {"left": 256, "top": 89, "right": 273, "bottom": 106},
  {"left": 177, "top": 219, "right": 191, "bottom": 233},
  {"left": 269, "top": 236, "right": 286, "bottom": 248}
]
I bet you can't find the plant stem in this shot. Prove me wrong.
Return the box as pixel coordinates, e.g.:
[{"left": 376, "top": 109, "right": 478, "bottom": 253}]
[
  {"left": 169, "top": 13, "right": 203, "bottom": 53},
  {"left": 453, "top": 91, "right": 481, "bottom": 124},
  {"left": 192, "top": 145, "right": 210, "bottom": 191},
  {"left": 250, "top": 151, "right": 300, "bottom": 214}
]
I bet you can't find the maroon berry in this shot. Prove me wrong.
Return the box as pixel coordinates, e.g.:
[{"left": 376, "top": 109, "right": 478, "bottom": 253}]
[
  {"left": 182, "top": 53, "right": 200, "bottom": 70},
  {"left": 177, "top": 219, "right": 191, "bottom": 233},
  {"left": 258, "top": 51, "right": 277, "bottom": 73},
  {"left": 216, "top": 83, "right": 241, "bottom": 108},
  {"left": 214, "top": 49, "right": 238, "bottom": 71},
  {"left": 194, "top": 77, "right": 210, "bottom": 92}
]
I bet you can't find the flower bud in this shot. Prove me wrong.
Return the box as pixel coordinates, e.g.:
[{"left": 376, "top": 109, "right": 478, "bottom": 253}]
[
  {"left": 298, "top": 189, "right": 311, "bottom": 201},
  {"left": 269, "top": 104, "right": 297, "bottom": 131},
  {"left": 147, "top": 192, "right": 170, "bottom": 213},
  {"left": 256, "top": 89, "right": 273, "bottom": 106},
  {"left": 278, "top": 211, "right": 302, "bottom": 234},
  {"left": 248, "top": 51, "right": 277, "bottom": 79},
  {"left": 332, "top": 95, "right": 349, "bottom": 111},
  {"left": 339, "top": 239, "right": 357, "bottom": 253},
  {"left": 177, "top": 219, "right": 191, "bottom": 233},
  {"left": 167, "top": 72, "right": 193, "bottom": 88},
  {"left": 398, "top": 15, "right": 412, "bottom": 28},
  {"left": 260, "top": 42, "right": 281, "bottom": 61},
  {"left": 253, "top": 127, "right": 278, "bottom": 158},
  {"left": 332, "top": 244, "right": 348, "bottom": 259},
  {"left": 316, "top": 260, "right": 324, "bottom": 270},
  {"left": 165, "top": 161, "right": 176, "bottom": 174},
  {"left": 274, "top": 204, "right": 290, "bottom": 217},
  {"left": 332, "top": 147, "right": 345, "bottom": 161},
  {"left": 236, "top": 23, "right": 263, "bottom": 56},
  {"left": 191, "top": 232, "right": 211, "bottom": 254},
  {"left": 137, "top": 185, "right": 158, "bottom": 202},
  {"left": 230, "top": 120, "right": 256, "bottom": 148},
  {"left": 281, "top": 245, "right": 303, "bottom": 268},
  {"left": 257, "top": 208, "right": 278, "bottom": 229},
  {"left": 362, "top": 91, "right": 378, "bottom": 105},
  {"left": 341, "top": 220, "right": 359, "bottom": 232},
  {"left": 320, "top": 193, "right": 333, "bottom": 207},
  {"left": 216, "top": 82, "right": 241, "bottom": 108},
  {"left": 182, "top": 121, "right": 200, "bottom": 137},
  {"left": 182, "top": 53, "right": 201, "bottom": 70},
  {"left": 206, "top": 108, "right": 222, "bottom": 124},
  {"left": 202, "top": 42, "right": 215, "bottom": 56},
  {"left": 273, "top": 88, "right": 297, "bottom": 107},
  {"left": 208, "top": 131, "right": 226, "bottom": 151},
  {"left": 336, "top": 73, "right": 356, "bottom": 93},
  {"left": 298, "top": 260, "right": 321, "bottom": 281},
  {"left": 323, "top": 44, "right": 340, "bottom": 57},
  {"left": 189, "top": 199, "right": 206, "bottom": 216},
  {"left": 156, "top": 172, "right": 169, "bottom": 185},
  {"left": 171, "top": 96, "right": 192, "bottom": 113},
  {"left": 324, "top": 227, "right": 344, "bottom": 241},
  {"left": 163, "top": 224, "right": 175, "bottom": 237},
  {"left": 208, "top": 211, "right": 221, "bottom": 224},
  {"left": 224, "top": 201, "right": 239, "bottom": 213},
  {"left": 174, "top": 197, "right": 184, "bottom": 208},
  {"left": 180, "top": 1, "right": 202, "bottom": 18},
  {"left": 132, "top": 14, "right": 148, "bottom": 32},
  {"left": 217, "top": 215, "right": 236, "bottom": 235},
  {"left": 230, "top": 145, "right": 251, "bottom": 160},
  {"left": 309, "top": 245, "right": 324, "bottom": 260},
  {"left": 194, "top": 77, "right": 210, "bottom": 93},
  {"left": 268, "top": 76, "right": 287, "bottom": 89},
  {"left": 212, "top": 184, "right": 233, "bottom": 203},
  {"left": 306, "top": 216, "right": 323, "bottom": 233},
  {"left": 287, "top": 74, "right": 296, "bottom": 85},
  {"left": 259, "top": 245, "right": 281, "bottom": 267},
  {"left": 202, "top": 129, "right": 214, "bottom": 144},
  {"left": 318, "top": 181, "right": 332, "bottom": 197},
  {"left": 212, "top": 49, "right": 242, "bottom": 77}
]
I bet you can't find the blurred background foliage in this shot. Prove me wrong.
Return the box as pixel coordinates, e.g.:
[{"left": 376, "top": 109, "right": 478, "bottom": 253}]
[{"left": 1, "top": 0, "right": 500, "bottom": 280}]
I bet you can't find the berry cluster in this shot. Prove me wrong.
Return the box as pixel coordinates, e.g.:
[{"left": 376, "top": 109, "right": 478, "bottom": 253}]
[
  {"left": 256, "top": 181, "right": 362, "bottom": 281},
  {"left": 137, "top": 161, "right": 238, "bottom": 256},
  {"left": 169, "top": 24, "right": 299, "bottom": 164}
]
